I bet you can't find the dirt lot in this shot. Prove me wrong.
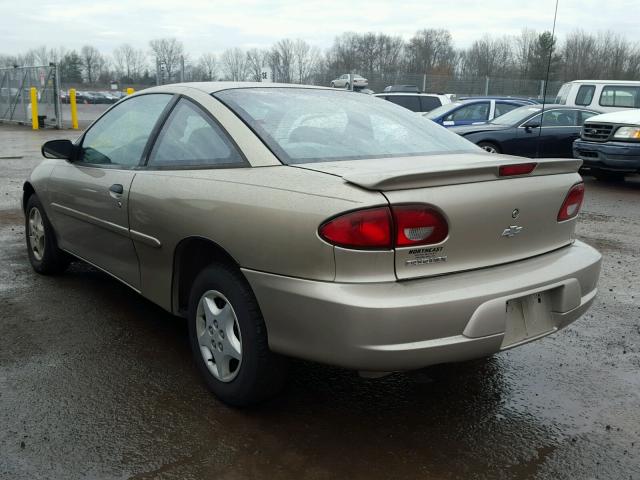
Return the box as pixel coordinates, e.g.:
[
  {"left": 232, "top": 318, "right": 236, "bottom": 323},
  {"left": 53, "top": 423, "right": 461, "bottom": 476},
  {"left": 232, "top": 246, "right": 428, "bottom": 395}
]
[{"left": 1, "top": 124, "right": 639, "bottom": 479}]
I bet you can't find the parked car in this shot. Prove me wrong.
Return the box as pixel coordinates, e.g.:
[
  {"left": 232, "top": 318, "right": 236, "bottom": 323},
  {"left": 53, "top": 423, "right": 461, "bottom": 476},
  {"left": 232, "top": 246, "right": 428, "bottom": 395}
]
[
  {"left": 92, "top": 91, "right": 119, "bottom": 104},
  {"left": 74, "top": 91, "right": 98, "bottom": 104},
  {"left": 451, "top": 105, "right": 600, "bottom": 157},
  {"left": 424, "top": 98, "right": 533, "bottom": 127},
  {"left": 330, "top": 74, "right": 368, "bottom": 89},
  {"left": 25, "top": 83, "right": 601, "bottom": 406},
  {"left": 573, "top": 108, "right": 640, "bottom": 181},
  {"left": 374, "top": 92, "right": 451, "bottom": 113},
  {"left": 555, "top": 80, "right": 640, "bottom": 113}
]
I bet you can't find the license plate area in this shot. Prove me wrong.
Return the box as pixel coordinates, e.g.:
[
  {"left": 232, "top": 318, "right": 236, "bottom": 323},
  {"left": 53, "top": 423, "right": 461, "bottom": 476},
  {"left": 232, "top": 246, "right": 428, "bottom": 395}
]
[{"left": 502, "top": 292, "right": 554, "bottom": 348}]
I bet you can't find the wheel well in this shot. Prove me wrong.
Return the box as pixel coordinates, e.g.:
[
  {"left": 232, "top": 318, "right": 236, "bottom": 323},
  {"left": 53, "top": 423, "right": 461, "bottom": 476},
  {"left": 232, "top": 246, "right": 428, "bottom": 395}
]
[
  {"left": 172, "top": 237, "right": 240, "bottom": 317},
  {"left": 23, "top": 182, "right": 35, "bottom": 211}
]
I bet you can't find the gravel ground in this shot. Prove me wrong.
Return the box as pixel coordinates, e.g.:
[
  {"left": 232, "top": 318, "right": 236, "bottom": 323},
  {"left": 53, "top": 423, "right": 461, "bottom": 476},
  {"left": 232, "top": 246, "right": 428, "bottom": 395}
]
[{"left": 1, "top": 124, "right": 639, "bottom": 479}]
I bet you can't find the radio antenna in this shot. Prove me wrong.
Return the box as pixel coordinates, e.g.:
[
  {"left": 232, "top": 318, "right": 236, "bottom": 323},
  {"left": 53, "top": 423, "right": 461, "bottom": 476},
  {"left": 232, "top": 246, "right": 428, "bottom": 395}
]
[{"left": 536, "top": 0, "right": 560, "bottom": 158}]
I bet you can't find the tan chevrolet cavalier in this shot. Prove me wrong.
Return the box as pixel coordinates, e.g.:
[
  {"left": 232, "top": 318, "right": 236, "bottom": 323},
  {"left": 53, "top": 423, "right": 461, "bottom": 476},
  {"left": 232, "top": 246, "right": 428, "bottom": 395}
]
[{"left": 24, "top": 82, "right": 601, "bottom": 405}]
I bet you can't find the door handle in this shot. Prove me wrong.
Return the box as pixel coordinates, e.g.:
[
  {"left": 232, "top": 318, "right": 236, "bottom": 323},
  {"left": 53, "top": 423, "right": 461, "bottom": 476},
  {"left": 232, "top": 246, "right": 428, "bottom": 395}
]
[{"left": 109, "top": 184, "right": 124, "bottom": 195}]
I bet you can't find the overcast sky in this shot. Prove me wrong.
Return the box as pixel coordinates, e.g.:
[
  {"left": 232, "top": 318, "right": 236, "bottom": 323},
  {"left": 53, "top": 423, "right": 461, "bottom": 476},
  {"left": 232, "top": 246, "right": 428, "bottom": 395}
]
[{"left": 1, "top": 0, "right": 638, "bottom": 57}]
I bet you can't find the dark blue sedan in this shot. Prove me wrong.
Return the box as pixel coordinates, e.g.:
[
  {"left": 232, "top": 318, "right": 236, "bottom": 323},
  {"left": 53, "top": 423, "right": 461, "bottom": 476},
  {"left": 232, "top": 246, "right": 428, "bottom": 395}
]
[
  {"left": 451, "top": 105, "right": 601, "bottom": 157},
  {"left": 423, "top": 98, "right": 535, "bottom": 127}
]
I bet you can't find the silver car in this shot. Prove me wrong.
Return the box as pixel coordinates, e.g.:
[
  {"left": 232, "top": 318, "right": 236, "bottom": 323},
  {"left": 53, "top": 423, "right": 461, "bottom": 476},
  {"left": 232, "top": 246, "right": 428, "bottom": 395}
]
[
  {"left": 330, "top": 74, "right": 368, "bottom": 89},
  {"left": 25, "top": 83, "right": 601, "bottom": 406}
]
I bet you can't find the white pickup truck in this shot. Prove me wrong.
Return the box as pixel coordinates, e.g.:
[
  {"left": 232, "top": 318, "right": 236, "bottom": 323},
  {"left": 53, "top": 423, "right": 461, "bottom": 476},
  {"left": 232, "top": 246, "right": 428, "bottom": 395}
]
[{"left": 573, "top": 109, "right": 640, "bottom": 181}]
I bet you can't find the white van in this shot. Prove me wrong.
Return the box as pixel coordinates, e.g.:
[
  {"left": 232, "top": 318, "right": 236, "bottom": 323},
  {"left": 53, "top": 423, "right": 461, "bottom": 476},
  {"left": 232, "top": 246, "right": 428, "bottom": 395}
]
[{"left": 555, "top": 80, "right": 640, "bottom": 113}]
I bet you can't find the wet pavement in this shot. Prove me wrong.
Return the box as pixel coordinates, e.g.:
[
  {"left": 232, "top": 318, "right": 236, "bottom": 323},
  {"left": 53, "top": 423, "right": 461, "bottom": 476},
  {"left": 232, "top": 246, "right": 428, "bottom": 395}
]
[{"left": 1, "top": 124, "right": 639, "bottom": 479}]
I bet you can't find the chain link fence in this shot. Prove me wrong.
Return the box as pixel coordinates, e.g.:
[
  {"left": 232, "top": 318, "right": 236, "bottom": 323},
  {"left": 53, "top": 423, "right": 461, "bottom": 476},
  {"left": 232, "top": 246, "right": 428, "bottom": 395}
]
[
  {"left": 308, "top": 71, "right": 563, "bottom": 101},
  {"left": 0, "top": 65, "right": 62, "bottom": 128}
]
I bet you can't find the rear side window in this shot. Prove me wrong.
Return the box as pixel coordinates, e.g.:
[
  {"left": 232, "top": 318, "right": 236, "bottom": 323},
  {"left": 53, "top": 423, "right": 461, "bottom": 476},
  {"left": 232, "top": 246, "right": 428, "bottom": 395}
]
[
  {"left": 494, "top": 102, "right": 520, "bottom": 117},
  {"left": 446, "top": 102, "right": 489, "bottom": 122},
  {"left": 599, "top": 86, "right": 640, "bottom": 108},
  {"left": 419, "top": 96, "right": 442, "bottom": 112},
  {"left": 575, "top": 85, "right": 595, "bottom": 106},
  {"left": 148, "top": 98, "right": 244, "bottom": 168},
  {"left": 387, "top": 95, "right": 421, "bottom": 112},
  {"left": 579, "top": 111, "right": 598, "bottom": 124},
  {"left": 555, "top": 83, "right": 571, "bottom": 104}
]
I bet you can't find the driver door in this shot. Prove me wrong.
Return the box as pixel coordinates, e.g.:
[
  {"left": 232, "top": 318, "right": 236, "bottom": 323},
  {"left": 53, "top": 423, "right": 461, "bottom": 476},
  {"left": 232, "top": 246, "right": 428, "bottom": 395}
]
[{"left": 47, "top": 93, "right": 173, "bottom": 289}]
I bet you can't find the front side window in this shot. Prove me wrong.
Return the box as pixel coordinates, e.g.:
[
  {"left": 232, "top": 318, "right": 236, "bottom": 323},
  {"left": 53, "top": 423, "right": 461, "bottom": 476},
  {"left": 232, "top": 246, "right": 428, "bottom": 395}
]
[
  {"left": 600, "top": 86, "right": 640, "bottom": 108},
  {"left": 80, "top": 94, "right": 172, "bottom": 167},
  {"left": 215, "top": 88, "right": 478, "bottom": 164},
  {"left": 575, "top": 85, "right": 595, "bottom": 106},
  {"left": 541, "top": 109, "right": 578, "bottom": 127},
  {"left": 148, "top": 98, "right": 243, "bottom": 168}
]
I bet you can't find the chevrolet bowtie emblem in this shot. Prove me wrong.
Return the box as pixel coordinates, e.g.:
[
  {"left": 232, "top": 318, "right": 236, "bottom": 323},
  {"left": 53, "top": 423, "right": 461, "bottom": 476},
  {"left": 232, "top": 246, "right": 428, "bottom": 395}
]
[{"left": 501, "top": 225, "right": 524, "bottom": 237}]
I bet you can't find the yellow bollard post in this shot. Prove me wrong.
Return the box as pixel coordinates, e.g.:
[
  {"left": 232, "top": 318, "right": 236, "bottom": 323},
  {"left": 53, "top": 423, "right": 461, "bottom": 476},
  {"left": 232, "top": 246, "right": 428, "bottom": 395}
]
[
  {"left": 126, "top": 87, "right": 134, "bottom": 95},
  {"left": 69, "top": 89, "right": 79, "bottom": 130},
  {"left": 30, "top": 87, "right": 39, "bottom": 130}
]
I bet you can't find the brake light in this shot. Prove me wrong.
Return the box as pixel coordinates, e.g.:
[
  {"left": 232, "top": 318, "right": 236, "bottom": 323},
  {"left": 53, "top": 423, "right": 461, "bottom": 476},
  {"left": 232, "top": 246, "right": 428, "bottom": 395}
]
[
  {"left": 499, "top": 163, "right": 537, "bottom": 176},
  {"left": 319, "top": 207, "right": 392, "bottom": 249},
  {"left": 557, "top": 183, "right": 585, "bottom": 221},
  {"left": 319, "top": 205, "right": 448, "bottom": 249},
  {"left": 392, "top": 205, "right": 448, "bottom": 246}
]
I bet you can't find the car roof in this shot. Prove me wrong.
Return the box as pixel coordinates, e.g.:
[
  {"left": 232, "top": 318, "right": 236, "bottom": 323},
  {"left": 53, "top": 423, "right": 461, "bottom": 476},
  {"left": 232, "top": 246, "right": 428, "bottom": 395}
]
[
  {"left": 144, "top": 82, "right": 332, "bottom": 94},
  {"left": 566, "top": 80, "right": 640, "bottom": 85},
  {"left": 374, "top": 92, "right": 445, "bottom": 97}
]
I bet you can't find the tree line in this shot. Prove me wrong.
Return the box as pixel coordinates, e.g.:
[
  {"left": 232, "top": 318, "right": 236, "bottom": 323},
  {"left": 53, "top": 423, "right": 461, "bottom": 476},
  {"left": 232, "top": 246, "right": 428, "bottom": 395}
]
[{"left": 1, "top": 28, "right": 638, "bottom": 86}]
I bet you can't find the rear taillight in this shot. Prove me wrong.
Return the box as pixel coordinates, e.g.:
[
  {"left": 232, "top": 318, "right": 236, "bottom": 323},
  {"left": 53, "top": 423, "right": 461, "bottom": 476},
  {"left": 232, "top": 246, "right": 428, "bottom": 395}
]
[
  {"left": 392, "top": 205, "right": 448, "bottom": 247},
  {"left": 319, "top": 204, "right": 448, "bottom": 249},
  {"left": 499, "top": 163, "right": 537, "bottom": 176},
  {"left": 319, "top": 207, "right": 392, "bottom": 249},
  {"left": 557, "top": 182, "right": 585, "bottom": 221}
]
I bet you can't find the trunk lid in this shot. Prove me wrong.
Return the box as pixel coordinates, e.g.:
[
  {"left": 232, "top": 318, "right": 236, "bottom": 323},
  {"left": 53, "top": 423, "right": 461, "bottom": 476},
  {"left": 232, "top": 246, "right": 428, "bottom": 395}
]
[{"left": 296, "top": 154, "right": 582, "bottom": 280}]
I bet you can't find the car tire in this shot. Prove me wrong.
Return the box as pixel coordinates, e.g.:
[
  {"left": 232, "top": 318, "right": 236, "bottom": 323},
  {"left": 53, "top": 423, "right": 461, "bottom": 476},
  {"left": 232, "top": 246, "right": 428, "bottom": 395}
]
[
  {"left": 25, "top": 194, "right": 70, "bottom": 275},
  {"left": 330, "top": 82, "right": 335, "bottom": 88},
  {"left": 345, "top": 83, "right": 350, "bottom": 90},
  {"left": 478, "top": 141, "right": 501, "bottom": 154},
  {"left": 187, "top": 263, "right": 287, "bottom": 407},
  {"left": 593, "top": 169, "right": 625, "bottom": 182}
]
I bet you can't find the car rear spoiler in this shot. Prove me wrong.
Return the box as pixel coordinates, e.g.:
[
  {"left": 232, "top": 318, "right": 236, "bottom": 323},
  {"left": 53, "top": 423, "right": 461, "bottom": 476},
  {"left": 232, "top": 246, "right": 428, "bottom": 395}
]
[{"left": 342, "top": 158, "right": 583, "bottom": 191}]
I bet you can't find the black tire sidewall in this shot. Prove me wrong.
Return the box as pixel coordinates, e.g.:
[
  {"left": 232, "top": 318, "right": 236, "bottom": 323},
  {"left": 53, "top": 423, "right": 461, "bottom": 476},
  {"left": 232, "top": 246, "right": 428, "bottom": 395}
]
[
  {"left": 478, "top": 141, "right": 500, "bottom": 154},
  {"left": 187, "top": 265, "right": 281, "bottom": 406},
  {"left": 25, "top": 194, "right": 69, "bottom": 274}
]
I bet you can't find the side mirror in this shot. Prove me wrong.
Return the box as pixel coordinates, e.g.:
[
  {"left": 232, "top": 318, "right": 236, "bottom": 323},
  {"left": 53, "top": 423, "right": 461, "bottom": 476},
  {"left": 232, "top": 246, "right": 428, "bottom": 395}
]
[{"left": 42, "top": 139, "right": 76, "bottom": 160}]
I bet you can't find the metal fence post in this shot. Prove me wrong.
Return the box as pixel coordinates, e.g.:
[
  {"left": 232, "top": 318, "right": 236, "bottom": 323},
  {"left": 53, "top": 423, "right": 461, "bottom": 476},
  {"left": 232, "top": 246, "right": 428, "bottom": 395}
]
[
  {"left": 53, "top": 63, "right": 62, "bottom": 129},
  {"left": 423, "top": 73, "right": 427, "bottom": 92},
  {"left": 539, "top": 80, "right": 545, "bottom": 100},
  {"left": 30, "top": 87, "right": 38, "bottom": 130},
  {"left": 70, "top": 88, "right": 78, "bottom": 130},
  {"left": 484, "top": 76, "right": 490, "bottom": 96}
]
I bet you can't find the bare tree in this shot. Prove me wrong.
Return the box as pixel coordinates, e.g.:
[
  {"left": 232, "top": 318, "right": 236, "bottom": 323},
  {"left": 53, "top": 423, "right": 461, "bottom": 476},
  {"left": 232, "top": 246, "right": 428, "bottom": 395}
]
[
  {"left": 114, "top": 44, "right": 147, "bottom": 81},
  {"left": 406, "top": 29, "right": 456, "bottom": 74},
  {"left": 293, "top": 39, "right": 320, "bottom": 83},
  {"left": 245, "top": 48, "right": 266, "bottom": 81},
  {"left": 149, "top": 38, "right": 184, "bottom": 81},
  {"left": 220, "top": 48, "right": 247, "bottom": 81},
  {"left": 80, "top": 45, "right": 104, "bottom": 83},
  {"left": 198, "top": 53, "right": 216, "bottom": 80},
  {"left": 270, "top": 39, "right": 296, "bottom": 83},
  {"left": 460, "top": 35, "right": 513, "bottom": 78}
]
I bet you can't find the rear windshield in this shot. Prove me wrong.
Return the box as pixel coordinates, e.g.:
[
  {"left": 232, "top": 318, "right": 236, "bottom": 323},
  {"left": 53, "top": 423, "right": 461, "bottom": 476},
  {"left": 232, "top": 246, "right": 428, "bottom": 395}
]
[{"left": 214, "top": 88, "right": 478, "bottom": 164}]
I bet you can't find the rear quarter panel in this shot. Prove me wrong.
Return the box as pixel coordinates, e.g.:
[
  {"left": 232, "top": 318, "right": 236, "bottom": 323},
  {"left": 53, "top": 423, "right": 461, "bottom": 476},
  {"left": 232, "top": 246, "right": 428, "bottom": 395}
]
[{"left": 129, "top": 166, "right": 386, "bottom": 311}]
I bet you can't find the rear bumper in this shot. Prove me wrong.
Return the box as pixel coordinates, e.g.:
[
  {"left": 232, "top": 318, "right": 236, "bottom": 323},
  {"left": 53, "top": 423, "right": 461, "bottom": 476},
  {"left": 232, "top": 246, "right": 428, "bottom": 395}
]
[
  {"left": 574, "top": 139, "right": 640, "bottom": 172},
  {"left": 243, "top": 241, "right": 601, "bottom": 371}
]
